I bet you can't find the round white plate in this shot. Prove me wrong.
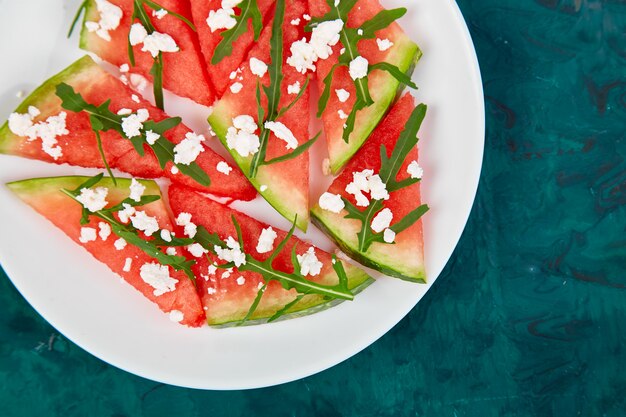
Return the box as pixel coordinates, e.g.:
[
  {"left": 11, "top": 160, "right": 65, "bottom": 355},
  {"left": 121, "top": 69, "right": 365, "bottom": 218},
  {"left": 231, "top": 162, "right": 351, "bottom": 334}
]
[{"left": 0, "top": 0, "right": 484, "bottom": 389}]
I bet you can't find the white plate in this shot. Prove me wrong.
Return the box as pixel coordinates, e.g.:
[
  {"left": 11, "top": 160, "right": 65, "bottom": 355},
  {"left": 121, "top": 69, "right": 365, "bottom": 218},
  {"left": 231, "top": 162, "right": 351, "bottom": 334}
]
[{"left": 0, "top": 0, "right": 484, "bottom": 389}]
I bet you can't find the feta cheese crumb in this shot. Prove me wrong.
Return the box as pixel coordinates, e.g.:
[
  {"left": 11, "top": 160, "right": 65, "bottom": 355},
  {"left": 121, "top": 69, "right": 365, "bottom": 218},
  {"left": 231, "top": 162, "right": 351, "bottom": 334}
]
[
  {"left": 383, "top": 228, "right": 396, "bottom": 243},
  {"left": 142, "top": 32, "right": 180, "bottom": 57},
  {"left": 376, "top": 38, "right": 394, "bottom": 51},
  {"left": 226, "top": 115, "right": 260, "bottom": 157},
  {"left": 153, "top": 9, "right": 168, "bottom": 19},
  {"left": 123, "top": 258, "right": 133, "bottom": 272},
  {"left": 319, "top": 192, "right": 345, "bottom": 213},
  {"left": 230, "top": 82, "right": 243, "bottom": 94},
  {"left": 338, "top": 109, "right": 348, "bottom": 120},
  {"left": 166, "top": 247, "right": 177, "bottom": 256},
  {"left": 114, "top": 238, "right": 127, "bottom": 250},
  {"left": 145, "top": 130, "right": 160, "bottom": 145},
  {"left": 335, "top": 89, "right": 350, "bottom": 103},
  {"left": 249, "top": 57, "right": 268, "bottom": 77},
  {"left": 140, "top": 263, "right": 178, "bottom": 296},
  {"left": 121, "top": 109, "right": 149, "bottom": 138},
  {"left": 120, "top": 64, "right": 130, "bottom": 73},
  {"left": 86, "top": 0, "right": 123, "bottom": 42},
  {"left": 214, "top": 236, "right": 246, "bottom": 267},
  {"left": 117, "top": 108, "right": 133, "bottom": 116},
  {"left": 208, "top": 264, "right": 217, "bottom": 275},
  {"left": 260, "top": 185, "right": 268, "bottom": 192},
  {"left": 129, "top": 178, "right": 146, "bottom": 202},
  {"left": 303, "top": 14, "right": 311, "bottom": 21},
  {"left": 256, "top": 227, "right": 277, "bottom": 253},
  {"left": 131, "top": 94, "right": 140, "bottom": 103},
  {"left": 76, "top": 187, "right": 109, "bottom": 212},
  {"left": 176, "top": 212, "right": 197, "bottom": 238},
  {"left": 371, "top": 208, "right": 393, "bottom": 233},
  {"left": 349, "top": 56, "right": 369, "bottom": 80},
  {"left": 169, "top": 310, "right": 184, "bottom": 323},
  {"left": 170, "top": 166, "right": 179, "bottom": 175},
  {"left": 310, "top": 19, "right": 344, "bottom": 60},
  {"left": 287, "top": 81, "right": 301, "bottom": 95},
  {"left": 291, "top": 18, "right": 301, "bottom": 26},
  {"left": 79, "top": 227, "right": 97, "bottom": 243},
  {"left": 98, "top": 222, "right": 112, "bottom": 241},
  {"left": 345, "top": 169, "right": 390, "bottom": 206},
  {"left": 264, "top": 121, "right": 298, "bottom": 150},
  {"left": 129, "top": 74, "right": 148, "bottom": 91},
  {"left": 257, "top": 281, "right": 265, "bottom": 290},
  {"left": 208, "top": 287, "right": 217, "bottom": 295},
  {"left": 206, "top": 8, "right": 237, "bottom": 32},
  {"left": 160, "top": 229, "right": 172, "bottom": 242},
  {"left": 286, "top": 38, "right": 317, "bottom": 74},
  {"left": 216, "top": 161, "right": 233, "bottom": 175},
  {"left": 130, "top": 211, "right": 160, "bottom": 236},
  {"left": 173, "top": 132, "right": 206, "bottom": 165},
  {"left": 407, "top": 161, "right": 424, "bottom": 179},
  {"left": 187, "top": 243, "right": 208, "bottom": 258},
  {"left": 357, "top": 28, "right": 364, "bottom": 36},
  {"left": 117, "top": 203, "right": 136, "bottom": 223},
  {"left": 8, "top": 108, "right": 68, "bottom": 160},
  {"left": 236, "top": 276, "right": 246, "bottom": 286},
  {"left": 297, "top": 247, "right": 323, "bottom": 277},
  {"left": 322, "top": 158, "right": 331, "bottom": 176},
  {"left": 368, "top": 174, "right": 390, "bottom": 200},
  {"left": 129, "top": 23, "right": 148, "bottom": 46}
]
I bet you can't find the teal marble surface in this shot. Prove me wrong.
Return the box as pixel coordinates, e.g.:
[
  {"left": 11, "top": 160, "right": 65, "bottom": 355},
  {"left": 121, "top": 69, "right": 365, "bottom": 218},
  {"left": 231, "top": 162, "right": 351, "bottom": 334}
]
[{"left": 1, "top": 1, "right": 626, "bottom": 415}]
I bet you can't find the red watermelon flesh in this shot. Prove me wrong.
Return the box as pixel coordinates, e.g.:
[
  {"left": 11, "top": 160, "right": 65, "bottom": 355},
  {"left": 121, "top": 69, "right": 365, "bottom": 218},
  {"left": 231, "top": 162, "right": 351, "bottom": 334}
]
[
  {"left": 308, "top": 0, "right": 421, "bottom": 173},
  {"left": 208, "top": 0, "right": 312, "bottom": 230},
  {"left": 80, "top": 0, "right": 215, "bottom": 106},
  {"left": 168, "top": 184, "right": 372, "bottom": 326},
  {"left": 189, "top": 0, "right": 276, "bottom": 96},
  {"left": 0, "top": 55, "right": 257, "bottom": 202},
  {"left": 311, "top": 94, "right": 426, "bottom": 282},
  {"left": 7, "top": 176, "right": 205, "bottom": 327}
]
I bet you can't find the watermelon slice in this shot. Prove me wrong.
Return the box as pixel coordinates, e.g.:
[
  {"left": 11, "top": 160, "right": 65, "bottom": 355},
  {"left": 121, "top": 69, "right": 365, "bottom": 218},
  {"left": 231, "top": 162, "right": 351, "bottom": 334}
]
[
  {"left": 79, "top": 0, "right": 215, "bottom": 106},
  {"left": 311, "top": 95, "right": 427, "bottom": 282},
  {"left": 189, "top": 0, "right": 276, "bottom": 96},
  {"left": 308, "top": 0, "right": 421, "bottom": 173},
  {"left": 6, "top": 176, "right": 206, "bottom": 327},
  {"left": 168, "top": 184, "right": 373, "bottom": 326},
  {"left": 209, "top": 0, "right": 312, "bottom": 231},
  {"left": 0, "top": 55, "right": 257, "bottom": 202}
]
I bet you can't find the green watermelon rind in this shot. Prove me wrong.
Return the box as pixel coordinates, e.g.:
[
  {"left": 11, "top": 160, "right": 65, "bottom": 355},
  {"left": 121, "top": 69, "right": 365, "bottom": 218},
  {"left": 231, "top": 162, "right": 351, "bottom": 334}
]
[
  {"left": 331, "top": 38, "right": 422, "bottom": 174},
  {"left": 208, "top": 114, "right": 310, "bottom": 232},
  {"left": 208, "top": 265, "right": 374, "bottom": 328},
  {"left": 310, "top": 207, "right": 426, "bottom": 283},
  {"left": 78, "top": 0, "right": 97, "bottom": 51},
  {"left": 0, "top": 56, "right": 97, "bottom": 155}
]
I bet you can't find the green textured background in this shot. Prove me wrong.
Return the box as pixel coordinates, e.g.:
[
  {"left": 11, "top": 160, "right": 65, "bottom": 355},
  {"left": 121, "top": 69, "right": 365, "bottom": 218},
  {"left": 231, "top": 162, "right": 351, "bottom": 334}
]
[{"left": 1, "top": 0, "right": 626, "bottom": 415}]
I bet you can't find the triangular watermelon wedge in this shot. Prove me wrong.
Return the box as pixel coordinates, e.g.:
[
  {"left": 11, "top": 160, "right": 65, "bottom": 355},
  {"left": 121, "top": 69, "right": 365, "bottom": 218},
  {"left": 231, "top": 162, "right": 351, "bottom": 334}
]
[
  {"left": 78, "top": 0, "right": 215, "bottom": 106},
  {"left": 189, "top": 0, "right": 276, "bottom": 96},
  {"left": 311, "top": 95, "right": 428, "bottom": 282},
  {"left": 208, "top": 0, "right": 312, "bottom": 230},
  {"left": 168, "top": 184, "right": 373, "bottom": 327},
  {"left": 7, "top": 176, "right": 206, "bottom": 327},
  {"left": 308, "top": 0, "right": 421, "bottom": 173},
  {"left": 0, "top": 55, "right": 257, "bottom": 202}
]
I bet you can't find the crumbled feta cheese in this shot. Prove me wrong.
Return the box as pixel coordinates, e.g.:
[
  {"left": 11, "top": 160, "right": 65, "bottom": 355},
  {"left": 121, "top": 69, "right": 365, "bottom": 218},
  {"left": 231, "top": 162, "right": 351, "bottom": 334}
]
[
  {"left": 368, "top": 174, "right": 390, "bottom": 200},
  {"left": 176, "top": 212, "right": 197, "bottom": 238},
  {"left": 142, "top": 32, "right": 179, "bottom": 57},
  {"left": 130, "top": 211, "right": 160, "bottom": 236},
  {"left": 376, "top": 38, "right": 394, "bottom": 51},
  {"left": 121, "top": 109, "right": 149, "bottom": 138},
  {"left": 371, "top": 208, "right": 393, "bottom": 233},
  {"left": 129, "top": 178, "right": 145, "bottom": 202},
  {"left": 76, "top": 187, "right": 109, "bottom": 212},
  {"left": 120, "top": 64, "right": 129, "bottom": 73},
  {"left": 345, "top": 169, "right": 389, "bottom": 206},
  {"left": 407, "top": 161, "right": 424, "bottom": 179},
  {"left": 174, "top": 132, "right": 205, "bottom": 165},
  {"left": 310, "top": 19, "right": 344, "bottom": 60},
  {"left": 319, "top": 192, "right": 345, "bottom": 213},
  {"left": 129, "top": 23, "right": 148, "bottom": 46},
  {"left": 222, "top": 270, "right": 232, "bottom": 279},
  {"left": 8, "top": 108, "right": 68, "bottom": 160},
  {"left": 322, "top": 158, "right": 331, "bottom": 176},
  {"left": 169, "top": 310, "right": 184, "bottom": 323},
  {"left": 257, "top": 281, "right": 265, "bottom": 290},
  {"left": 291, "top": 18, "right": 301, "bottom": 26},
  {"left": 256, "top": 227, "right": 277, "bottom": 253},
  {"left": 260, "top": 185, "right": 268, "bottom": 192},
  {"left": 339, "top": 47, "right": 346, "bottom": 55},
  {"left": 357, "top": 28, "right": 363, "bottom": 36},
  {"left": 188, "top": 243, "right": 208, "bottom": 258},
  {"left": 226, "top": 115, "right": 260, "bottom": 157},
  {"left": 335, "top": 89, "right": 350, "bottom": 103},
  {"left": 264, "top": 121, "right": 298, "bottom": 150},
  {"left": 166, "top": 247, "right": 177, "bottom": 256},
  {"left": 208, "top": 287, "right": 217, "bottom": 295},
  {"left": 338, "top": 109, "right": 348, "bottom": 120},
  {"left": 140, "top": 263, "right": 178, "bottom": 296},
  {"left": 206, "top": 8, "right": 237, "bottom": 32},
  {"left": 131, "top": 94, "right": 141, "bottom": 103},
  {"left": 383, "top": 228, "right": 396, "bottom": 243},
  {"left": 230, "top": 82, "right": 243, "bottom": 94},
  {"left": 79, "top": 227, "right": 97, "bottom": 243},
  {"left": 98, "top": 222, "right": 112, "bottom": 241},
  {"left": 236, "top": 276, "right": 246, "bottom": 286},
  {"left": 297, "top": 247, "right": 323, "bottom": 277},
  {"left": 129, "top": 74, "right": 148, "bottom": 91},
  {"left": 229, "top": 71, "right": 238, "bottom": 80},
  {"left": 85, "top": 0, "right": 123, "bottom": 42},
  {"left": 286, "top": 38, "right": 317, "bottom": 74},
  {"left": 249, "top": 57, "right": 268, "bottom": 77},
  {"left": 145, "top": 130, "right": 160, "bottom": 145},
  {"left": 214, "top": 236, "right": 246, "bottom": 267},
  {"left": 349, "top": 56, "right": 369, "bottom": 80},
  {"left": 287, "top": 81, "right": 301, "bottom": 95},
  {"left": 170, "top": 166, "right": 179, "bottom": 175},
  {"left": 216, "top": 161, "right": 232, "bottom": 175},
  {"left": 153, "top": 9, "right": 168, "bottom": 19},
  {"left": 117, "top": 108, "right": 133, "bottom": 116},
  {"left": 117, "top": 203, "right": 136, "bottom": 223},
  {"left": 114, "top": 238, "right": 127, "bottom": 250},
  {"left": 123, "top": 257, "right": 133, "bottom": 272},
  {"left": 160, "top": 229, "right": 172, "bottom": 242},
  {"left": 208, "top": 264, "right": 217, "bottom": 275},
  {"left": 303, "top": 14, "right": 311, "bottom": 21}
]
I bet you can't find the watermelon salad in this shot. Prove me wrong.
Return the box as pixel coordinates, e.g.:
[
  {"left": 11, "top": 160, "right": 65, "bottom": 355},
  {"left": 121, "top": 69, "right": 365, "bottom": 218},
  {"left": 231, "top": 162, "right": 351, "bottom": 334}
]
[{"left": 0, "top": 0, "right": 429, "bottom": 327}]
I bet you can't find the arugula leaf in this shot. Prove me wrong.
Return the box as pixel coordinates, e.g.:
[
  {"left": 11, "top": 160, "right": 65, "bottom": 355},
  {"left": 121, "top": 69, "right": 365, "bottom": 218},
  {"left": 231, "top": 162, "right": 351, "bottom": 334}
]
[
  {"left": 68, "top": 0, "right": 89, "bottom": 38},
  {"left": 212, "top": 0, "right": 263, "bottom": 64}
]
